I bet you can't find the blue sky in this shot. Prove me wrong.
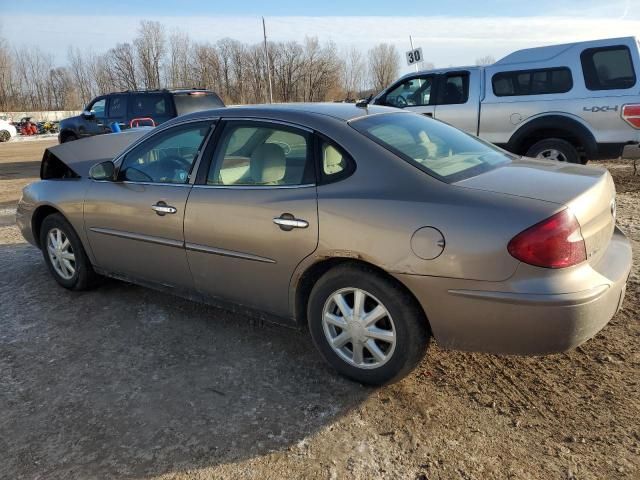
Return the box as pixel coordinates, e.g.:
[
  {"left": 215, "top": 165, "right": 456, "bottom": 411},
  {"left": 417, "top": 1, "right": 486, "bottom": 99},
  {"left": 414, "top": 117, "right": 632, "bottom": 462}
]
[
  {"left": 1, "top": 0, "right": 635, "bottom": 18},
  {"left": 1, "top": 0, "right": 638, "bottom": 73}
]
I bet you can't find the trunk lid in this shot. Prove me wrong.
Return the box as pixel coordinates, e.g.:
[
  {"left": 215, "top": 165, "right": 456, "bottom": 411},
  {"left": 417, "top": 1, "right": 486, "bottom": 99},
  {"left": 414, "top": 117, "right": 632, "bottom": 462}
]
[{"left": 456, "top": 157, "right": 617, "bottom": 265}]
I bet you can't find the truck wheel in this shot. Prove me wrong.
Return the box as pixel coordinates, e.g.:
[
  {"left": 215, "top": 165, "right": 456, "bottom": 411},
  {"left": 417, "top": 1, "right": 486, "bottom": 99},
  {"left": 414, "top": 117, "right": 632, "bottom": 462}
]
[
  {"left": 60, "top": 132, "right": 78, "bottom": 143},
  {"left": 526, "top": 138, "right": 581, "bottom": 164}
]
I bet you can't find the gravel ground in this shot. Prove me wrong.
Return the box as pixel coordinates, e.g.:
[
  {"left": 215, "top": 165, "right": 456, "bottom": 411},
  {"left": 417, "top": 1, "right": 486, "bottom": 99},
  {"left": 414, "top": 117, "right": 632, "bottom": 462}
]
[{"left": 0, "top": 142, "right": 638, "bottom": 480}]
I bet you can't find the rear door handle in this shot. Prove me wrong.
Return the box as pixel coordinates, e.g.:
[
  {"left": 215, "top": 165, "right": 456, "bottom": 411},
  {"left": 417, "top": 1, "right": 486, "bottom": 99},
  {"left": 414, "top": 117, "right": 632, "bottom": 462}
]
[
  {"left": 152, "top": 202, "right": 177, "bottom": 216},
  {"left": 273, "top": 213, "right": 308, "bottom": 231}
]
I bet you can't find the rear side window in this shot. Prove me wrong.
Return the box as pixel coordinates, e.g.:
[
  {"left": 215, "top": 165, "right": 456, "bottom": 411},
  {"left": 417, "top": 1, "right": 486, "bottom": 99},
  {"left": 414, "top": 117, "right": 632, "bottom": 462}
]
[
  {"left": 492, "top": 68, "right": 573, "bottom": 96},
  {"left": 208, "top": 124, "right": 313, "bottom": 186},
  {"left": 439, "top": 73, "right": 469, "bottom": 105},
  {"left": 581, "top": 46, "right": 636, "bottom": 90},
  {"left": 131, "top": 94, "right": 169, "bottom": 116}
]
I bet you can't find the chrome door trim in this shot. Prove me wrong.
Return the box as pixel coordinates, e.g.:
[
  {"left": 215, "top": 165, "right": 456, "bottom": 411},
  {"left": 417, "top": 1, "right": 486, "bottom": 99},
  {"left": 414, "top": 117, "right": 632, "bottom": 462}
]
[
  {"left": 89, "top": 227, "right": 184, "bottom": 248},
  {"left": 185, "top": 242, "right": 276, "bottom": 264},
  {"left": 192, "top": 183, "right": 315, "bottom": 190},
  {"left": 221, "top": 117, "right": 314, "bottom": 133}
]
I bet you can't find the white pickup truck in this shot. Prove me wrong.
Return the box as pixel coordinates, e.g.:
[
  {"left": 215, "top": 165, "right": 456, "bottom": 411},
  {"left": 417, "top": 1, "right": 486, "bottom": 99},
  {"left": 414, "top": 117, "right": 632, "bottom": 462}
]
[{"left": 373, "top": 37, "right": 640, "bottom": 164}]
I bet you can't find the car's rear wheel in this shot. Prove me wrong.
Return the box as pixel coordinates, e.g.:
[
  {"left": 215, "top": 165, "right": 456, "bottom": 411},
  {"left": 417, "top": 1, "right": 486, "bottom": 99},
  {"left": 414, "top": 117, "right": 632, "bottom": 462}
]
[
  {"left": 60, "top": 132, "right": 78, "bottom": 143},
  {"left": 0, "top": 130, "right": 10, "bottom": 142},
  {"left": 40, "top": 213, "right": 99, "bottom": 290},
  {"left": 308, "top": 264, "right": 429, "bottom": 385},
  {"left": 526, "top": 138, "right": 581, "bottom": 164}
]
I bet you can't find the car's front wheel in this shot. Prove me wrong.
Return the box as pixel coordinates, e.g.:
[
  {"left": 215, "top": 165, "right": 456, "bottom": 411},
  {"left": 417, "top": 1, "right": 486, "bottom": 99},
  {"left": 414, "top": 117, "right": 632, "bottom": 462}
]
[
  {"left": 40, "top": 213, "right": 99, "bottom": 290},
  {"left": 308, "top": 264, "right": 429, "bottom": 385},
  {"left": 0, "top": 130, "right": 11, "bottom": 142}
]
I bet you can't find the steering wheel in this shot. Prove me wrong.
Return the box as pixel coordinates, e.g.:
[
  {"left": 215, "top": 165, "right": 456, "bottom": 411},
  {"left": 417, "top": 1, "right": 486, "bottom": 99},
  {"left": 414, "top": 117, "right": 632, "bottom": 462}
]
[
  {"left": 393, "top": 95, "right": 408, "bottom": 108},
  {"left": 155, "top": 155, "right": 192, "bottom": 183}
]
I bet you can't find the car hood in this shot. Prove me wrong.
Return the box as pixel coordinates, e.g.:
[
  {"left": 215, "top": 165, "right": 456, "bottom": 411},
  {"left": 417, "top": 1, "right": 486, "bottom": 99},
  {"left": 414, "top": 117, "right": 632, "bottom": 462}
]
[{"left": 42, "top": 130, "right": 150, "bottom": 178}]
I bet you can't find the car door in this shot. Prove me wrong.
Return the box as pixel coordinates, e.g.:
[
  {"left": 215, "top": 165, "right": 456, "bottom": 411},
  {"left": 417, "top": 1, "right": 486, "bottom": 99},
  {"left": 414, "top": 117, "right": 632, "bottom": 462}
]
[
  {"left": 183, "top": 120, "right": 319, "bottom": 318},
  {"left": 432, "top": 70, "right": 480, "bottom": 135},
  {"left": 377, "top": 74, "right": 436, "bottom": 117},
  {"left": 84, "top": 120, "right": 214, "bottom": 290}
]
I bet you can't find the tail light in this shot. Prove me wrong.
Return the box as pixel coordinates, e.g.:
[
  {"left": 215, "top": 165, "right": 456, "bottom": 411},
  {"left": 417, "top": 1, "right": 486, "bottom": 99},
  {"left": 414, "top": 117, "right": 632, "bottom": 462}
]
[
  {"left": 622, "top": 104, "right": 640, "bottom": 129},
  {"left": 507, "top": 209, "right": 586, "bottom": 268}
]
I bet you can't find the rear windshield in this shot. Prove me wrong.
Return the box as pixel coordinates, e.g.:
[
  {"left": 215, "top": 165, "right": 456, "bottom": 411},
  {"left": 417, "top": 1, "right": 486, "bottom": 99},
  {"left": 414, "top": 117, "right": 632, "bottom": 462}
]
[
  {"left": 173, "top": 92, "right": 225, "bottom": 115},
  {"left": 351, "top": 113, "right": 511, "bottom": 182}
]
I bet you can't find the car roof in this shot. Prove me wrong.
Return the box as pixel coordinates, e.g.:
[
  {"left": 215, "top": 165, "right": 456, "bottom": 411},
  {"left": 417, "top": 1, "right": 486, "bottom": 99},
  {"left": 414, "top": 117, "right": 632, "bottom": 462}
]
[{"left": 172, "top": 102, "right": 402, "bottom": 124}]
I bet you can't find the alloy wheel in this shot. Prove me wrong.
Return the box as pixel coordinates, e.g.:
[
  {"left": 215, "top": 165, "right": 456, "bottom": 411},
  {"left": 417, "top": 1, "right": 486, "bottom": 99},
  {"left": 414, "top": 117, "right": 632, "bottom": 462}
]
[{"left": 536, "top": 148, "right": 568, "bottom": 162}]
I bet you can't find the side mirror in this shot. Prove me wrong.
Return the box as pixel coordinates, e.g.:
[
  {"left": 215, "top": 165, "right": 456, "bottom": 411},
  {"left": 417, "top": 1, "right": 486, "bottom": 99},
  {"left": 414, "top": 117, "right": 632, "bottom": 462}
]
[
  {"left": 82, "top": 110, "right": 95, "bottom": 120},
  {"left": 89, "top": 160, "right": 116, "bottom": 181}
]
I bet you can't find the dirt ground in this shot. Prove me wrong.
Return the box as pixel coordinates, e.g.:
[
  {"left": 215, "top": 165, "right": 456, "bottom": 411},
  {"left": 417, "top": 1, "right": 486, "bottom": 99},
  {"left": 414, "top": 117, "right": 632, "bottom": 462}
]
[{"left": 0, "top": 140, "right": 638, "bottom": 480}]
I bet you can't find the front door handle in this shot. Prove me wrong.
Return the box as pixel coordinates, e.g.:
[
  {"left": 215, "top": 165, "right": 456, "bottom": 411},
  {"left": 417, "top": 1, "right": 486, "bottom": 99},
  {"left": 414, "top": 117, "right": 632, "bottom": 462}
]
[
  {"left": 273, "top": 213, "right": 308, "bottom": 231},
  {"left": 152, "top": 201, "right": 177, "bottom": 216}
]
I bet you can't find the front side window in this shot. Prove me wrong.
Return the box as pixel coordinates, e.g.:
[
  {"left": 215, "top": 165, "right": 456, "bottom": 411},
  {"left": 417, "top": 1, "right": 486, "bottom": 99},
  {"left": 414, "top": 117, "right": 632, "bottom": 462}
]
[
  {"left": 492, "top": 68, "right": 573, "bottom": 96},
  {"left": 89, "top": 98, "right": 106, "bottom": 119},
  {"left": 119, "top": 122, "right": 211, "bottom": 184},
  {"left": 439, "top": 73, "right": 469, "bottom": 104},
  {"left": 384, "top": 76, "right": 434, "bottom": 108},
  {"left": 208, "top": 124, "right": 312, "bottom": 186},
  {"left": 581, "top": 46, "right": 636, "bottom": 90},
  {"left": 351, "top": 113, "right": 511, "bottom": 183}
]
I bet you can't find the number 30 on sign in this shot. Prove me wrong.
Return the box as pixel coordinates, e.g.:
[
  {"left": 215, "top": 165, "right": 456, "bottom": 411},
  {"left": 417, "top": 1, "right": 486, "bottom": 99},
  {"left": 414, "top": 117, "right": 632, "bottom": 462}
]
[{"left": 406, "top": 48, "right": 423, "bottom": 65}]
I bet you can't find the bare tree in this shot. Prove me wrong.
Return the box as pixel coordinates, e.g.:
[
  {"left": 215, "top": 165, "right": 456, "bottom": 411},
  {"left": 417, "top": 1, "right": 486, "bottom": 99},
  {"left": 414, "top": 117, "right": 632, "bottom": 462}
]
[
  {"left": 166, "top": 31, "right": 192, "bottom": 88},
  {"left": 134, "top": 21, "right": 166, "bottom": 89},
  {"left": 106, "top": 43, "right": 138, "bottom": 91},
  {"left": 341, "top": 46, "right": 366, "bottom": 101},
  {"left": 475, "top": 55, "right": 495, "bottom": 66},
  {"left": 368, "top": 43, "right": 399, "bottom": 91}
]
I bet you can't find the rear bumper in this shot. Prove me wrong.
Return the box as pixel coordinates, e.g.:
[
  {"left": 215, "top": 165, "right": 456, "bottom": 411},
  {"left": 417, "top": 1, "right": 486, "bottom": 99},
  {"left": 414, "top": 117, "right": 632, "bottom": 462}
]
[{"left": 395, "top": 227, "right": 632, "bottom": 355}]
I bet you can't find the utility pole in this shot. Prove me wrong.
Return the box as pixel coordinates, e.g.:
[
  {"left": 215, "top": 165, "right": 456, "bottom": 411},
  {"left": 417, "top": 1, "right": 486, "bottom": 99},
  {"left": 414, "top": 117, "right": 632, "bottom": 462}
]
[{"left": 262, "top": 17, "right": 274, "bottom": 104}]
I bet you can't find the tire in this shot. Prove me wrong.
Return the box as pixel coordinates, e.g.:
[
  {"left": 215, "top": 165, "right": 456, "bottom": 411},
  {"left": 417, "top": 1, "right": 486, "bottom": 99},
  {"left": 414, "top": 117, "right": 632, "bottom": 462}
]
[
  {"left": 60, "top": 132, "right": 78, "bottom": 143},
  {"left": 307, "top": 264, "right": 429, "bottom": 385},
  {"left": 0, "top": 130, "right": 10, "bottom": 142},
  {"left": 525, "top": 138, "right": 581, "bottom": 164},
  {"left": 39, "top": 213, "right": 99, "bottom": 290}
]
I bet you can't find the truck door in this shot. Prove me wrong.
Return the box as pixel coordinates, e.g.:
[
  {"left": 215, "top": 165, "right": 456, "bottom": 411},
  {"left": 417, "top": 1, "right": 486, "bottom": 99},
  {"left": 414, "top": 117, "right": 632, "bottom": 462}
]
[
  {"left": 433, "top": 70, "right": 481, "bottom": 135},
  {"left": 377, "top": 74, "right": 436, "bottom": 118}
]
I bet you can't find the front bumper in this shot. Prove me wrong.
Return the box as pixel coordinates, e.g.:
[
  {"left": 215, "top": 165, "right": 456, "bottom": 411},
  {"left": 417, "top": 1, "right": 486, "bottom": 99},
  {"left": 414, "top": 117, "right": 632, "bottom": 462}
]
[
  {"left": 395, "top": 227, "right": 632, "bottom": 355},
  {"left": 16, "top": 198, "right": 37, "bottom": 247}
]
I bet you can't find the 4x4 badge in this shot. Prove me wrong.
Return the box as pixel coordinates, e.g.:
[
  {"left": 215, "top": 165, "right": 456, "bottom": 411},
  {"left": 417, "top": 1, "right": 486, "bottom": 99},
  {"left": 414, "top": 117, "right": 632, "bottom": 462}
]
[{"left": 583, "top": 105, "right": 619, "bottom": 113}]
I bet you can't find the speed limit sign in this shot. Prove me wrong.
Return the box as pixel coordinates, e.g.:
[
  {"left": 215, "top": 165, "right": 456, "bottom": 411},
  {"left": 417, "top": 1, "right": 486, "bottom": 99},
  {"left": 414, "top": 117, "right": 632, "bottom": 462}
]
[{"left": 406, "top": 47, "right": 423, "bottom": 66}]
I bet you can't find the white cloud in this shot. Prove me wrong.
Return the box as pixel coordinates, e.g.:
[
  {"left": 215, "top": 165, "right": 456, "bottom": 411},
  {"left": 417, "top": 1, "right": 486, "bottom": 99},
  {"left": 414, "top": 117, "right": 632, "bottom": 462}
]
[{"left": 2, "top": 14, "right": 640, "bottom": 75}]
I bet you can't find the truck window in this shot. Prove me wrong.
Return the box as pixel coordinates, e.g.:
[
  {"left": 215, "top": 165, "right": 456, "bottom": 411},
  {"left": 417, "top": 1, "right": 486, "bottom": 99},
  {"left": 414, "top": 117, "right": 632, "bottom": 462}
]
[
  {"left": 580, "top": 45, "right": 636, "bottom": 90},
  {"left": 173, "top": 92, "right": 225, "bottom": 115},
  {"left": 384, "top": 76, "right": 434, "bottom": 107},
  {"left": 107, "top": 95, "right": 127, "bottom": 118},
  {"left": 492, "top": 68, "right": 572, "bottom": 96},
  {"left": 131, "top": 94, "right": 169, "bottom": 116},
  {"left": 439, "top": 73, "right": 469, "bottom": 104}
]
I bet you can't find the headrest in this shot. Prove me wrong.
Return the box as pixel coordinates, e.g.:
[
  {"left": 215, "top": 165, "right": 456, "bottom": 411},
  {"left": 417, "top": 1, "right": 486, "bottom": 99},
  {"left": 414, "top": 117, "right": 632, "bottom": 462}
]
[
  {"left": 323, "top": 145, "right": 345, "bottom": 174},
  {"left": 250, "top": 143, "right": 286, "bottom": 184}
]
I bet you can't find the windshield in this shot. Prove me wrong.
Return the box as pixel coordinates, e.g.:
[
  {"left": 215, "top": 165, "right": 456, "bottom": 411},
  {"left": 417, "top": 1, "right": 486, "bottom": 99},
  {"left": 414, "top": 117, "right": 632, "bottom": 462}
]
[{"left": 350, "top": 113, "right": 512, "bottom": 182}]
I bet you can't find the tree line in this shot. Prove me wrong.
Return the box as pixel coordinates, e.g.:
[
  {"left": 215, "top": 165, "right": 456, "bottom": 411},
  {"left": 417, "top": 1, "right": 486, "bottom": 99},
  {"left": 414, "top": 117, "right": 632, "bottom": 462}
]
[{"left": 0, "top": 20, "right": 405, "bottom": 112}]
